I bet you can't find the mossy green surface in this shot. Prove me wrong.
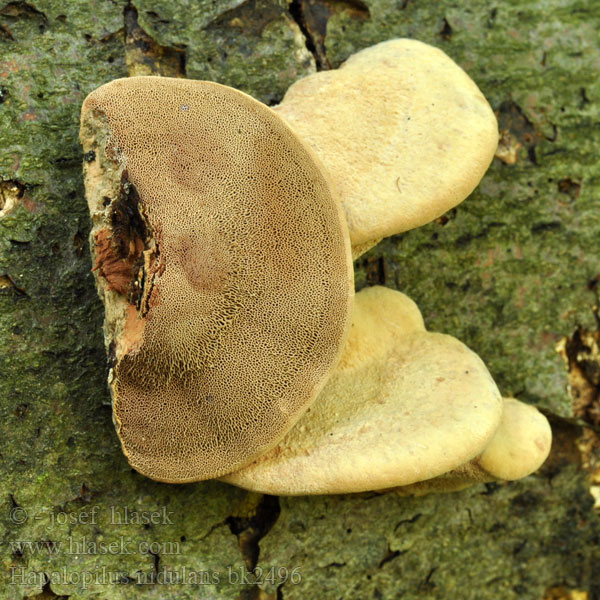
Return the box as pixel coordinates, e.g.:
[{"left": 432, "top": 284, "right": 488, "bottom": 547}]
[
  {"left": 260, "top": 465, "right": 600, "bottom": 599},
  {"left": 1, "top": 0, "right": 599, "bottom": 598}
]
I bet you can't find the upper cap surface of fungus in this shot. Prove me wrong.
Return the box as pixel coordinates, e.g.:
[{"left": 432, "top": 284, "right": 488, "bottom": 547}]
[
  {"left": 393, "top": 398, "right": 552, "bottom": 496},
  {"left": 274, "top": 38, "right": 499, "bottom": 252},
  {"left": 80, "top": 76, "right": 354, "bottom": 483},
  {"left": 390, "top": 397, "right": 552, "bottom": 495},
  {"left": 222, "top": 285, "right": 503, "bottom": 495}
]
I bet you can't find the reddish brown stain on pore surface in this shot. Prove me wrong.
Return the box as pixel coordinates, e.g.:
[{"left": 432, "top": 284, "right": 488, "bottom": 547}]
[{"left": 176, "top": 232, "right": 230, "bottom": 294}]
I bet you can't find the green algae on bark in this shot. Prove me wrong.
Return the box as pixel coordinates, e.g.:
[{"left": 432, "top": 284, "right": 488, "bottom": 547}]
[
  {"left": 1, "top": 0, "right": 600, "bottom": 598},
  {"left": 258, "top": 460, "right": 600, "bottom": 599}
]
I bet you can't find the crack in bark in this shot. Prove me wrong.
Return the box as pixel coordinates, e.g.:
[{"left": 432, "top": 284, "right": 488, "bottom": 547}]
[
  {"left": 556, "top": 315, "right": 600, "bottom": 506},
  {"left": 496, "top": 100, "right": 547, "bottom": 166},
  {"left": 288, "top": 0, "right": 329, "bottom": 70},
  {"left": 393, "top": 512, "right": 422, "bottom": 532},
  {"left": 0, "top": 1, "right": 48, "bottom": 39},
  {"left": 0, "top": 178, "right": 25, "bottom": 216},
  {"left": 226, "top": 494, "right": 280, "bottom": 571},
  {"left": 377, "top": 545, "right": 404, "bottom": 568},
  {"left": 124, "top": 3, "right": 186, "bottom": 77},
  {"left": 0, "top": 274, "right": 29, "bottom": 297},
  {"left": 288, "top": 0, "right": 369, "bottom": 70},
  {"left": 25, "top": 575, "right": 71, "bottom": 599}
]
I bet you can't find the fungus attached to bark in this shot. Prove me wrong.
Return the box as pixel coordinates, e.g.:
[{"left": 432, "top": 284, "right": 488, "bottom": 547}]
[
  {"left": 81, "top": 40, "right": 541, "bottom": 495},
  {"left": 274, "top": 39, "right": 499, "bottom": 257},
  {"left": 222, "top": 286, "right": 507, "bottom": 495},
  {"left": 80, "top": 77, "right": 353, "bottom": 483},
  {"left": 391, "top": 396, "right": 552, "bottom": 495}
]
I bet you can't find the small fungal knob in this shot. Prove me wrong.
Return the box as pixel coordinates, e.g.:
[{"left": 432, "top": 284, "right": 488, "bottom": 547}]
[{"left": 80, "top": 77, "right": 353, "bottom": 483}]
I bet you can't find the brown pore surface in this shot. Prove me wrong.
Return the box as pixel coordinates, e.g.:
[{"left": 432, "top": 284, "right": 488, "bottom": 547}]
[{"left": 81, "top": 77, "right": 353, "bottom": 483}]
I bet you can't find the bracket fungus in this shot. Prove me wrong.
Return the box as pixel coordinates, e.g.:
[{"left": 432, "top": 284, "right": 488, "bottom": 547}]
[
  {"left": 386, "top": 397, "right": 553, "bottom": 496},
  {"left": 81, "top": 38, "right": 551, "bottom": 495},
  {"left": 273, "top": 39, "right": 499, "bottom": 257},
  {"left": 80, "top": 77, "right": 354, "bottom": 482},
  {"left": 222, "top": 287, "right": 552, "bottom": 495}
]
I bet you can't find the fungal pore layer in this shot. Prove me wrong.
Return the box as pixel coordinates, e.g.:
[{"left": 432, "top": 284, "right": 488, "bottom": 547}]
[{"left": 80, "top": 77, "right": 354, "bottom": 483}]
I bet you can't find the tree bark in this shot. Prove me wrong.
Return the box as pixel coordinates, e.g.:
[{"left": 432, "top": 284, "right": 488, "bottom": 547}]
[{"left": 1, "top": 0, "right": 599, "bottom": 598}]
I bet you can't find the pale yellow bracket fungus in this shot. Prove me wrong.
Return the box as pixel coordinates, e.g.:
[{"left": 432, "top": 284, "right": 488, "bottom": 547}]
[
  {"left": 80, "top": 41, "right": 539, "bottom": 495},
  {"left": 80, "top": 77, "right": 354, "bottom": 483},
  {"left": 222, "top": 286, "right": 509, "bottom": 495},
  {"left": 393, "top": 397, "right": 552, "bottom": 496},
  {"left": 274, "top": 39, "right": 499, "bottom": 257}
]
